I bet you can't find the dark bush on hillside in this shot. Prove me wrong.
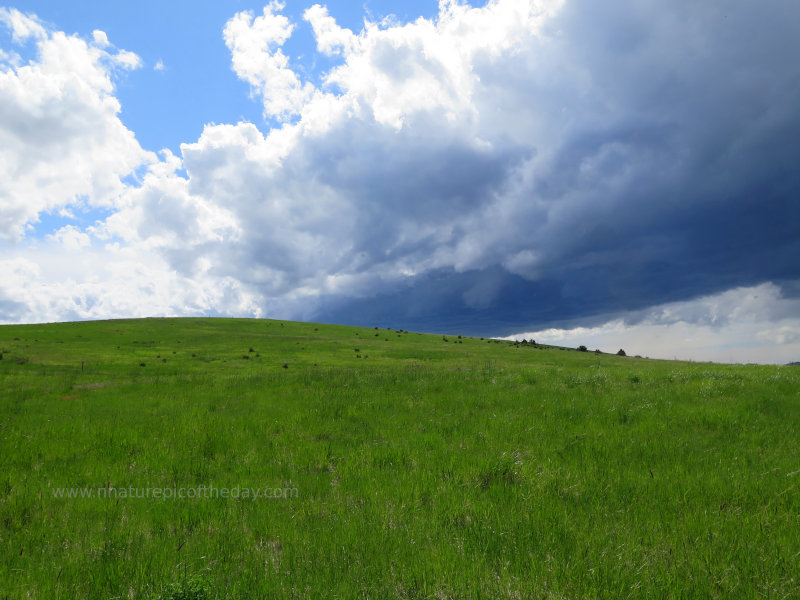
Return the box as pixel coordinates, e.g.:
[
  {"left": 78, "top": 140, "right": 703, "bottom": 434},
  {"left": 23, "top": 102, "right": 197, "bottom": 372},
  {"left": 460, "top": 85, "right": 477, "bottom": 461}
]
[
  {"left": 617, "top": 349, "right": 627, "bottom": 356},
  {"left": 578, "top": 345, "right": 588, "bottom": 352}
]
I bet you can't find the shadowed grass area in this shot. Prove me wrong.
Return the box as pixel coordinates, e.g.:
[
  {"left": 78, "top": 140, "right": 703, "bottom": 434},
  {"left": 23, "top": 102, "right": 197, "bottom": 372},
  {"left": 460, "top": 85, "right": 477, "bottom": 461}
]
[{"left": 0, "top": 318, "right": 798, "bottom": 598}]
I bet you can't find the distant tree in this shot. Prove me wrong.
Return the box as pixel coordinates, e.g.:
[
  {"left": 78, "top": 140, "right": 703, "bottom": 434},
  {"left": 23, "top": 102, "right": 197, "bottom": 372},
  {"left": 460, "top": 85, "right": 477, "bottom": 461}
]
[
  {"left": 578, "top": 345, "right": 588, "bottom": 352},
  {"left": 617, "top": 349, "right": 626, "bottom": 356}
]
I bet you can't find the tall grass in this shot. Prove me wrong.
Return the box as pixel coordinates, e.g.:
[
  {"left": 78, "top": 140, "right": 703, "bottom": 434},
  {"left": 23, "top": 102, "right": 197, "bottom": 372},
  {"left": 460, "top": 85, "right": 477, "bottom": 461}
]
[{"left": 0, "top": 318, "right": 798, "bottom": 598}]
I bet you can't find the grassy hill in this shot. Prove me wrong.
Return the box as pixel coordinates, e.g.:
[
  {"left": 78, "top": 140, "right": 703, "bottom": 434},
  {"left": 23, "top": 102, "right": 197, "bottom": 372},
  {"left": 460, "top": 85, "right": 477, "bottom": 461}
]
[{"left": 0, "top": 318, "right": 798, "bottom": 598}]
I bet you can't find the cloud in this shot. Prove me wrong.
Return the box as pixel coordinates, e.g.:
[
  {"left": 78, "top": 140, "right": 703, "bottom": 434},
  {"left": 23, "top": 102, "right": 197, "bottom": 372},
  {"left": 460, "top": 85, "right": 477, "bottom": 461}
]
[
  {"left": 504, "top": 283, "right": 800, "bottom": 364},
  {"left": 46, "top": 225, "right": 91, "bottom": 250},
  {"left": 177, "top": 0, "right": 798, "bottom": 333},
  {"left": 0, "top": 8, "right": 154, "bottom": 240},
  {"left": 223, "top": 1, "right": 316, "bottom": 121},
  {"left": 0, "top": 7, "right": 46, "bottom": 41},
  {"left": 303, "top": 4, "right": 357, "bottom": 56},
  {"left": 92, "top": 29, "right": 109, "bottom": 47},
  {"left": 1, "top": 0, "right": 799, "bottom": 362},
  {"left": 0, "top": 248, "right": 263, "bottom": 325}
]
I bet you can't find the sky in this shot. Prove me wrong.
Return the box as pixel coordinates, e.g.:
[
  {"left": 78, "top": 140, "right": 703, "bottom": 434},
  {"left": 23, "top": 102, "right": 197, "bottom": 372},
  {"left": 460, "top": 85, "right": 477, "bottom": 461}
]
[{"left": 0, "top": 0, "right": 799, "bottom": 364}]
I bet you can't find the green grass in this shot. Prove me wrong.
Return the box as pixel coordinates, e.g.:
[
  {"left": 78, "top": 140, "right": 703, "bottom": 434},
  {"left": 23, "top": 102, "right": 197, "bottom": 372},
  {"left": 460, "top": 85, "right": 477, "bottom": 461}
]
[{"left": 0, "top": 317, "right": 798, "bottom": 599}]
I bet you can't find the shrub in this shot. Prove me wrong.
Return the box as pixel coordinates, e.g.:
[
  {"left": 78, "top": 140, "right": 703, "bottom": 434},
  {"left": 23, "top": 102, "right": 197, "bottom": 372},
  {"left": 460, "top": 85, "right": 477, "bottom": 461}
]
[
  {"left": 617, "top": 349, "right": 626, "bottom": 356},
  {"left": 578, "top": 345, "right": 588, "bottom": 352}
]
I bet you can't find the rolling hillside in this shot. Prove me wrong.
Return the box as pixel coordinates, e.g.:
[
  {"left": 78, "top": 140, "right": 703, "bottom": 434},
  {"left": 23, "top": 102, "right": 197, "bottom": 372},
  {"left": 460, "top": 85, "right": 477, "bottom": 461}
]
[{"left": 1, "top": 318, "right": 798, "bottom": 598}]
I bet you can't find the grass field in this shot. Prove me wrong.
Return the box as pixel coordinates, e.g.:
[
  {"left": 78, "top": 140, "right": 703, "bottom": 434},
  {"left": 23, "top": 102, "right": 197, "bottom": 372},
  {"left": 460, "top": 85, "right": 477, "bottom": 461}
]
[{"left": 0, "top": 317, "right": 798, "bottom": 599}]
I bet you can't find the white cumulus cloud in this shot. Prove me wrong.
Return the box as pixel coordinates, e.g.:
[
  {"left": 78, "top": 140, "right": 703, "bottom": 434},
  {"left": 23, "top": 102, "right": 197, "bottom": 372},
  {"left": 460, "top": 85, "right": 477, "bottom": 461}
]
[
  {"left": 223, "top": 1, "right": 317, "bottom": 121},
  {"left": 0, "top": 8, "right": 155, "bottom": 240}
]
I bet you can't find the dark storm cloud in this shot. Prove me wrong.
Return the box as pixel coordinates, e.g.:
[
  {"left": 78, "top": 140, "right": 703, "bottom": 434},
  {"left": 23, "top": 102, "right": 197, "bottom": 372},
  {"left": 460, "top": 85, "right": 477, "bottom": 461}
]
[
  {"left": 302, "top": 0, "right": 800, "bottom": 332},
  {"left": 284, "top": 111, "right": 531, "bottom": 269}
]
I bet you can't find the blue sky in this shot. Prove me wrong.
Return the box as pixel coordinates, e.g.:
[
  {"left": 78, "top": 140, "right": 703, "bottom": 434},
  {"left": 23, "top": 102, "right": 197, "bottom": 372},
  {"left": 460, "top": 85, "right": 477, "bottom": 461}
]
[
  {"left": 6, "top": 0, "right": 446, "bottom": 152},
  {"left": 1, "top": 0, "right": 799, "bottom": 364}
]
